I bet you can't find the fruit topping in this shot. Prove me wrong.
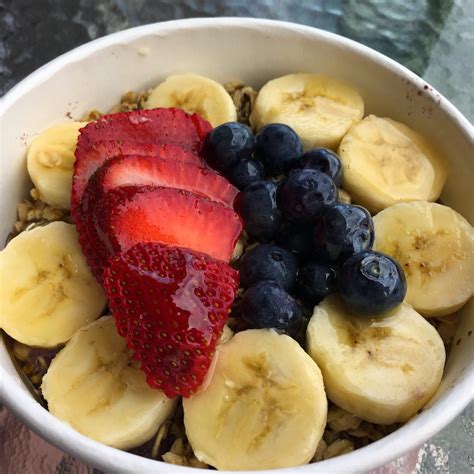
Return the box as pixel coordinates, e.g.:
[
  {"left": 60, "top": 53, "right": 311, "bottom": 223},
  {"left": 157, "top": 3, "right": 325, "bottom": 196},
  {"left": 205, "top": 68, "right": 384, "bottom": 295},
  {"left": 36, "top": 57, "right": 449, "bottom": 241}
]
[
  {"left": 275, "top": 222, "right": 313, "bottom": 259},
  {"left": 241, "top": 281, "right": 303, "bottom": 337},
  {"left": 42, "top": 316, "right": 175, "bottom": 449},
  {"left": 337, "top": 251, "right": 407, "bottom": 316},
  {"left": 203, "top": 122, "right": 255, "bottom": 173},
  {"left": 27, "top": 122, "right": 88, "bottom": 210},
  {"left": 76, "top": 157, "right": 239, "bottom": 280},
  {"left": 250, "top": 73, "right": 364, "bottom": 150},
  {"left": 277, "top": 169, "right": 337, "bottom": 225},
  {"left": 254, "top": 123, "right": 302, "bottom": 175},
  {"left": 89, "top": 155, "right": 237, "bottom": 208},
  {"left": 312, "top": 203, "right": 374, "bottom": 262},
  {"left": 307, "top": 296, "right": 445, "bottom": 424},
  {"left": 338, "top": 115, "right": 446, "bottom": 213},
  {"left": 235, "top": 180, "right": 282, "bottom": 242},
  {"left": 103, "top": 242, "right": 239, "bottom": 398},
  {"left": 0, "top": 222, "right": 106, "bottom": 348},
  {"left": 239, "top": 244, "right": 298, "bottom": 291},
  {"left": 373, "top": 201, "right": 474, "bottom": 317},
  {"left": 183, "top": 329, "right": 327, "bottom": 470},
  {"left": 76, "top": 108, "right": 211, "bottom": 156},
  {"left": 227, "top": 158, "right": 265, "bottom": 190},
  {"left": 299, "top": 148, "right": 343, "bottom": 187},
  {"left": 73, "top": 108, "right": 211, "bottom": 211},
  {"left": 88, "top": 186, "right": 242, "bottom": 276},
  {"left": 72, "top": 140, "right": 204, "bottom": 211},
  {"left": 144, "top": 73, "right": 237, "bottom": 127},
  {"left": 295, "top": 263, "right": 337, "bottom": 307}
]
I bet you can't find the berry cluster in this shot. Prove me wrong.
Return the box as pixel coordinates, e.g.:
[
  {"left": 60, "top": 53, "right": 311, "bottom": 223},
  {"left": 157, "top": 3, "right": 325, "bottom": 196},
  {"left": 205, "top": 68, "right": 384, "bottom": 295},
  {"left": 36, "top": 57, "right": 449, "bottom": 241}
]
[{"left": 204, "top": 122, "right": 407, "bottom": 336}]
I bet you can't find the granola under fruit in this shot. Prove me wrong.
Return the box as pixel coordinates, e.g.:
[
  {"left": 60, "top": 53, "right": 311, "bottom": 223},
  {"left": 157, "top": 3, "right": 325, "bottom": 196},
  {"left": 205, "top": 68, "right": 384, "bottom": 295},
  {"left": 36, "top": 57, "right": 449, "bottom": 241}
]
[{"left": 2, "top": 72, "right": 472, "bottom": 470}]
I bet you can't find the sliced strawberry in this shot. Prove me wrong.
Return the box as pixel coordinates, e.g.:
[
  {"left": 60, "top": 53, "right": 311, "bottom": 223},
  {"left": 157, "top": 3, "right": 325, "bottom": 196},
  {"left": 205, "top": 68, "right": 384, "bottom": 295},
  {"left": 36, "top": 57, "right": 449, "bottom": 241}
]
[
  {"left": 76, "top": 156, "right": 238, "bottom": 279},
  {"left": 103, "top": 242, "right": 239, "bottom": 398},
  {"left": 72, "top": 140, "right": 205, "bottom": 211},
  {"left": 96, "top": 155, "right": 238, "bottom": 207},
  {"left": 82, "top": 185, "right": 242, "bottom": 280},
  {"left": 76, "top": 108, "right": 211, "bottom": 153}
]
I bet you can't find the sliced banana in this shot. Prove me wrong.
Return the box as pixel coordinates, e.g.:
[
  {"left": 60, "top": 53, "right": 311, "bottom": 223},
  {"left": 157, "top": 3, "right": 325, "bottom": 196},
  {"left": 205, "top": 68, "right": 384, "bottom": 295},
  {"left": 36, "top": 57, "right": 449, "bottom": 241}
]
[
  {"left": 307, "top": 296, "right": 445, "bottom": 424},
  {"left": 27, "top": 122, "right": 87, "bottom": 209},
  {"left": 183, "top": 329, "right": 327, "bottom": 470},
  {"left": 145, "top": 73, "right": 237, "bottom": 127},
  {"left": 0, "top": 222, "right": 106, "bottom": 347},
  {"left": 373, "top": 201, "right": 474, "bottom": 317},
  {"left": 42, "top": 316, "right": 176, "bottom": 449},
  {"left": 250, "top": 73, "right": 364, "bottom": 150},
  {"left": 338, "top": 115, "right": 447, "bottom": 213}
]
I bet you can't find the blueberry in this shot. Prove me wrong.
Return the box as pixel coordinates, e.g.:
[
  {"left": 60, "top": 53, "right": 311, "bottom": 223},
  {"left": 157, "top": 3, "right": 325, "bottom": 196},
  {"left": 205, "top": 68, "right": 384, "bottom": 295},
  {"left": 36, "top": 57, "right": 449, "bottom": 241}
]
[
  {"left": 338, "top": 251, "right": 407, "bottom": 316},
  {"left": 235, "top": 180, "right": 281, "bottom": 242},
  {"left": 241, "top": 281, "right": 303, "bottom": 337},
  {"left": 299, "top": 148, "right": 343, "bottom": 186},
  {"left": 203, "top": 122, "right": 255, "bottom": 173},
  {"left": 254, "top": 124, "right": 303, "bottom": 175},
  {"left": 240, "top": 244, "right": 298, "bottom": 291},
  {"left": 276, "top": 222, "right": 313, "bottom": 259},
  {"left": 277, "top": 169, "right": 337, "bottom": 225},
  {"left": 313, "top": 203, "right": 374, "bottom": 262},
  {"left": 296, "top": 263, "right": 337, "bottom": 306},
  {"left": 228, "top": 159, "right": 265, "bottom": 190}
]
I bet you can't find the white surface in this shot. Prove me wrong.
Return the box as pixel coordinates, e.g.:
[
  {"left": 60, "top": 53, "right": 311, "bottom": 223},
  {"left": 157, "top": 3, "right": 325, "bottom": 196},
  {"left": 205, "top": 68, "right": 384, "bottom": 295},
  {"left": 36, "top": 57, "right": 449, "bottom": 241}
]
[{"left": 0, "top": 17, "right": 473, "bottom": 474}]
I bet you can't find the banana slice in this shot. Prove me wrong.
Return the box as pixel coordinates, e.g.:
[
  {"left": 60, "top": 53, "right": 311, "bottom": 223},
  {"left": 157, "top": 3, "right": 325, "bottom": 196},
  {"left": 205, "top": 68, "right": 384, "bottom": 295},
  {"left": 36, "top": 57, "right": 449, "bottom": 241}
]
[
  {"left": 27, "top": 122, "right": 87, "bottom": 209},
  {"left": 0, "top": 222, "right": 106, "bottom": 347},
  {"left": 42, "top": 316, "right": 176, "bottom": 449},
  {"left": 338, "top": 115, "right": 447, "bottom": 213},
  {"left": 373, "top": 201, "right": 474, "bottom": 317},
  {"left": 250, "top": 73, "right": 364, "bottom": 150},
  {"left": 183, "top": 329, "right": 327, "bottom": 470},
  {"left": 145, "top": 73, "right": 237, "bottom": 127},
  {"left": 306, "top": 296, "right": 445, "bottom": 424}
]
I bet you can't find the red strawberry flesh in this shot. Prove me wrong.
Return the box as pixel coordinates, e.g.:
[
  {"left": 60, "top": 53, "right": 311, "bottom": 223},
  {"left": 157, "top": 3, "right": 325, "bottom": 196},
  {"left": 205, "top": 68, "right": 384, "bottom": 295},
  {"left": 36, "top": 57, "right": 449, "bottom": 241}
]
[
  {"left": 76, "top": 108, "right": 211, "bottom": 155},
  {"left": 103, "top": 242, "right": 239, "bottom": 397},
  {"left": 72, "top": 139, "right": 205, "bottom": 210},
  {"left": 82, "top": 186, "right": 242, "bottom": 280},
  {"left": 96, "top": 155, "right": 238, "bottom": 207},
  {"left": 76, "top": 156, "right": 238, "bottom": 279}
]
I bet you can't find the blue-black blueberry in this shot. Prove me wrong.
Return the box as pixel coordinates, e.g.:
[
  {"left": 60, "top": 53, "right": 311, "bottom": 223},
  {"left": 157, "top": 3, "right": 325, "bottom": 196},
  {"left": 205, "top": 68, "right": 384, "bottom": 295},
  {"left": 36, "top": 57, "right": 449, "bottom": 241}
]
[
  {"left": 234, "top": 180, "right": 281, "bottom": 242},
  {"left": 228, "top": 158, "right": 265, "bottom": 190},
  {"left": 299, "top": 148, "right": 343, "bottom": 186},
  {"left": 277, "top": 169, "right": 337, "bottom": 225},
  {"left": 239, "top": 244, "right": 298, "bottom": 291},
  {"left": 296, "top": 262, "right": 337, "bottom": 306},
  {"left": 313, "top": 203, "right": 374, "bottom": 262},
  {"left": 337, "top": 250, "right": 407, "bottom": 316},
  {"left": 241, "top": 281, "right": 303, "bottom": 337},
  {"left": 203, "top": 122, "right": 255, "bottom": 173},
  {"left": 254, "top": 124, "right": 302, "bottom": 175}
]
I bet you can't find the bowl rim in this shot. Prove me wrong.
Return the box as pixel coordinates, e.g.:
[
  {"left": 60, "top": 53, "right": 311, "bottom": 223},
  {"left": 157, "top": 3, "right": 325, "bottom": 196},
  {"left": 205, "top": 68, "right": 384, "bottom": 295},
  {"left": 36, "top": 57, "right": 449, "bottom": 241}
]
[{"left": 1, "top": 17, "right": 473, "bottom": 474}]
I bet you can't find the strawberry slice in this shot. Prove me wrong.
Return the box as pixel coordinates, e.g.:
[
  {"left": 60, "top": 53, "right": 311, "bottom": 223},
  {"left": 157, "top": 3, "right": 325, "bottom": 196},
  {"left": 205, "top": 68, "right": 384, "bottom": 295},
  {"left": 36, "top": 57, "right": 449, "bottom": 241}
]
[
  {"left": 103, "top": 242, "right": 239, "bottom": 398},
  {"left": 81, "top": 186, "right": 242, "bottom": 280},
  {"left": 76, "top": 108, "right": 211, "bottom": 155},
  {"left": 72, "top": 140, "right": 205, "bottom": 211},
  {"left": 94, "top": 155, "right": 238, "bottom": 207},
  {"left": 73, "top": 108, "right": 211, "bottom": 208},
  {"left": 76, "top": 156, "right": 238, "bottom": 278}
]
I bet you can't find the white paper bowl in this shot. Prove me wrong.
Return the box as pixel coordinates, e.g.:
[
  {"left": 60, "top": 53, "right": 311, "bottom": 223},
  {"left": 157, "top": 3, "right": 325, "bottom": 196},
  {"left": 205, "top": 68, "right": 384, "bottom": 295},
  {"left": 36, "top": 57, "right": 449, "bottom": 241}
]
[{"left": 0, "top": 17, "right": 473, "bottom": 473}]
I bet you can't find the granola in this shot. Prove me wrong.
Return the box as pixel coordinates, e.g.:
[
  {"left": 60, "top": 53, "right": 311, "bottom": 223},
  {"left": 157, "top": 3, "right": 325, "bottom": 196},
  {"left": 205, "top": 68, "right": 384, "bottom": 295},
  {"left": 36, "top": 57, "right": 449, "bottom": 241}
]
[{"left": 224, "top": 81, "right": 258, "bottom": 126}]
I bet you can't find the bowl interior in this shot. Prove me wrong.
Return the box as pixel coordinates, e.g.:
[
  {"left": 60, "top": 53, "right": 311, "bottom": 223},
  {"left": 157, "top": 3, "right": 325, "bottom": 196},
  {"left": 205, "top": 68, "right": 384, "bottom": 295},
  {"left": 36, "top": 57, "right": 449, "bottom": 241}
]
[{"left": 0, "top": 18, "right": 473, "bottom": 474}]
